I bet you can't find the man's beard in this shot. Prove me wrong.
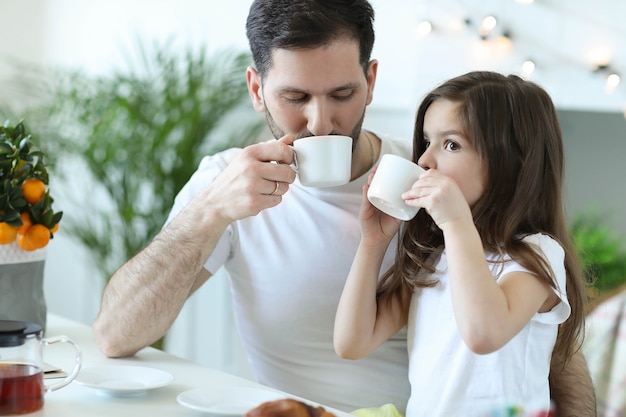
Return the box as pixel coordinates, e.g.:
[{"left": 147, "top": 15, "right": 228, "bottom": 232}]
[{"left": 263, "top": 104, "right": 366, "bottom": 152}]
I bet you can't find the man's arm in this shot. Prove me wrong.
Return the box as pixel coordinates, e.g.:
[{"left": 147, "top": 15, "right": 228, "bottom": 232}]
[
  {"left": 92, "top": 207, "right": 222, "bottom": 357},
  {"left": 550, "top": 349, "right": 596, "bottom": 417},
  {"left": 93, "top": 139, "right": 297, "bottom": 357}
]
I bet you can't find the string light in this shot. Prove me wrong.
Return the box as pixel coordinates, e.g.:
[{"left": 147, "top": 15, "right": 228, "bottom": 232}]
[
  {"left": 605, "top": 73, "right": 621, "bottom": 93},
  {"left": 493, "top": 30, "right": 513, "bottom": 51},
  {"left": 521, "top": 59, "right": 536, "bottom": 78},
  {"left": 464, "top": 15, "right": 500, "bottom": 40},
  {"left": 594, "top": 64, "right": 622, "bottom": 94},
  {"left": 587, "top": 45, "right": 612, "bottom": 71},
  {"left": 415, "top": 21, "right": 433, "bottom": 38},
  {"left": 417, "top": 9, "right": 624, "bottom": 101},
  {"left": 479, "top": 15, "right": 498, "bottom": 39}
]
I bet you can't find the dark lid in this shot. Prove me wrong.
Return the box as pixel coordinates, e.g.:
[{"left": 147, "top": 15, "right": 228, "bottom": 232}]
[{"left": 0, "top": 320, "right": 42, "bottom": 347}]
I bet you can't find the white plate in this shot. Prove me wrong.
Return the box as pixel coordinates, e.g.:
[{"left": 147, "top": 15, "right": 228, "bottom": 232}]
[
  {"left": 75, "top": 365, "right": 174, "bottom": 396},
  {"left": 177, "top": 386, "right": 285, "bottom": 416}
]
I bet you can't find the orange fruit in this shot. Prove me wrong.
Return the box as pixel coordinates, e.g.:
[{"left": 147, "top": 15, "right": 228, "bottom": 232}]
[
  {"left": 22, "top": 178, "right": 46, "bottom": 205},
  {"left": 16, "top": 212, "right": 32, "bottom": 234},
  {"left": 0, "top": 222, "right": 18, "bottom": 244},
  {"left": 26, "top": 224, "right": 51, "bottom": 250},
  {"left": 17, "top": 224, "right": 50, "bottom": 251},
  {"left": 17, "top": 232, "right": 36, "bottom": 251}
]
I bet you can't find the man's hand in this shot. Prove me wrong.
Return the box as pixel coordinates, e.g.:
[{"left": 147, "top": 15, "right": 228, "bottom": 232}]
[{"left": 202, "top": 136, "right": 297, "bottom": 223}]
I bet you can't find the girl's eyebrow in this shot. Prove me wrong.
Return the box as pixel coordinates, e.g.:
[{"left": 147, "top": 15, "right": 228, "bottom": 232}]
[
  {"left": 423, "top": 129, "right": 464, "bottom": 139},
  {"left": 440, "top": 129, "right": 464, "bottom": 136}
]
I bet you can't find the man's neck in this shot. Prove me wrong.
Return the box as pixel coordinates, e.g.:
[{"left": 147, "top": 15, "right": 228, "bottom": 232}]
[{"left": 351, "top": 130, "right": 380, "bottom": 180}]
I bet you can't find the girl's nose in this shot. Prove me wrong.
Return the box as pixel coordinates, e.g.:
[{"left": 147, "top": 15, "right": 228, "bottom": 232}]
[{"left": 417, "top": 146, "right": 434, "bottom": 170}]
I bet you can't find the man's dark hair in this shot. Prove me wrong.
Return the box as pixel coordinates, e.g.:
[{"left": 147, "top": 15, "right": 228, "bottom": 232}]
[{"left": 246, "top": 0, "right": 375, "bottom": 79}]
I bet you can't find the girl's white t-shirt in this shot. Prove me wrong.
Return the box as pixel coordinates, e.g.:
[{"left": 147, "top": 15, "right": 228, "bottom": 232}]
[{"left": 406, "top": 234, "right": 570, "bottom": 417}]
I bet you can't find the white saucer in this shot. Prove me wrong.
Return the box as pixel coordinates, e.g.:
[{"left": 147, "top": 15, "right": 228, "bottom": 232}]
[
  {"left": 177, "top": 386, "right": 285, "bottom": 415},
  {"left": 75, "top": 365, "right": 174, "bottom": 397}
]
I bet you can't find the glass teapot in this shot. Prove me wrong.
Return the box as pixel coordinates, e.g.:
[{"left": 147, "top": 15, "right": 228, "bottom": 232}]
[{"left": 0, "top": 320, "right": 81, "bottom": 415}]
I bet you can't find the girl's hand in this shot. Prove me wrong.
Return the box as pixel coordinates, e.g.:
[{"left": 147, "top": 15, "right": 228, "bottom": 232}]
[
  {"left": 402, "top": 169, "right": 472, "bottom": 229},
  {"left": 360, "top": 171, "right": 402, "bottom": 247}
]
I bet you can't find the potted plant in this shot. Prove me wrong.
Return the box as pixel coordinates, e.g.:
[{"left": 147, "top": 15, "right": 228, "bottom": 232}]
[
  {"left": 569, "top": 210, "right": 626, "bottom": 311},
  {"left": 0, "top": 119, "right": 62, "bottom": 330},
  {"left": 7, "top": 40, "right": 263, "bottom": 284}
]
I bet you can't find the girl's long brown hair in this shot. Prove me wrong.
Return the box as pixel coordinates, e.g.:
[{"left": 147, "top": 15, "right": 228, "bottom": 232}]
[{"left": 377, "top": 71, "right": 587, "bottom": 363}]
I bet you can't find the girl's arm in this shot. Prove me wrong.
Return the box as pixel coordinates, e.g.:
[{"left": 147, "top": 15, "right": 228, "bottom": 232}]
[
  {"left": 443, "top": 220, "right": 558, "bottom": 354},
  {"left": 333, "top": 180, "right": 406, "bottom": 359},
  {"left": 404, "top": 170, "right": 558, "bottom": 354},
  {"left": 333, "top": 240, "right": 406, "bottom": 359}
]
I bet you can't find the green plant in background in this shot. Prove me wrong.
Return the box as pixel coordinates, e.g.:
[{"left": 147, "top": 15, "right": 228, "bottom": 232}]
[
  {"left": 570, "top": 209, "right": 626, "bottom": 301},
  {"left": 3, "top": 39, "right": 264, "bottom": 281}
]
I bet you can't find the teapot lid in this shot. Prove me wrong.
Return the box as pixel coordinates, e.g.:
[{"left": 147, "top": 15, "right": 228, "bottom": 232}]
[{"left": 0, "top": 320, "right": 42, "bottom": 347}]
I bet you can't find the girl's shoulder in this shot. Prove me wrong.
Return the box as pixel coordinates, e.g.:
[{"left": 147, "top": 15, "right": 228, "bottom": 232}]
[{"left": 519, "top": 233, "right": 564, "bottom": 260}]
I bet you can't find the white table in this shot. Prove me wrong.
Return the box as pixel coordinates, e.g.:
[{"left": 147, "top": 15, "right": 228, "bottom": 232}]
[{"left": 36, "top": 314, "right": 352, "bottom": 417}]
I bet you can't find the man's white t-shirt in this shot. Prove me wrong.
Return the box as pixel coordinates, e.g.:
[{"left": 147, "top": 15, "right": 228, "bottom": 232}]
[
  {"left": 406, "top": 234, "right": 571, "bottom": 417},
  {"left": 166, "top": 134, "right": 412, "bottom": 412}
]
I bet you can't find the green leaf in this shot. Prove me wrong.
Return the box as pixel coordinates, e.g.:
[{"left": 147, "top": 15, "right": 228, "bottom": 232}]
[
  {"left": 3, "top": 39, "right": 263, "bottom": 282},
  {"left": 0, "top": 142, "right": 14, "bottom": 154}
]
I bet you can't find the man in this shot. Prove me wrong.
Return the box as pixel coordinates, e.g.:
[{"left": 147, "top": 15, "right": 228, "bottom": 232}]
[{"left": 93, "top": 0, "right": 596, "bottom": 415}]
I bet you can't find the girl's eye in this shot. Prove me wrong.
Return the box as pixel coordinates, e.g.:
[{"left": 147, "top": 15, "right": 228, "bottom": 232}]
[{"left": 444, "top": 140, "right": 461, "bottom": 151}]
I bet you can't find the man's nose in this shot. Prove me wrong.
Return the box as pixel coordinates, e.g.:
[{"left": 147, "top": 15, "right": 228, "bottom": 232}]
[{"left": 306, "top": 100, "right": 333, "bottom": 136}]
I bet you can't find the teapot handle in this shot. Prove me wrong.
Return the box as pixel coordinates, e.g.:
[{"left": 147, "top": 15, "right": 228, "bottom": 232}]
[{"left": 43, "top": 335, "right": 82, "bottom": 392}]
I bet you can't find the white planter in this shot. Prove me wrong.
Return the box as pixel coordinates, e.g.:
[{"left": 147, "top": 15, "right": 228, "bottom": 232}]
[{"left": 0, "top": 242, "right": 48, "bottom": 332}]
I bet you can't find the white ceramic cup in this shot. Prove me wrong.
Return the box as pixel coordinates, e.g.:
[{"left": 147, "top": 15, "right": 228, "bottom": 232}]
[
  {"left": 292, "top": 135, "right": 352, "bottom": 187},
  {"left": 367, "top": 154, "right": 426, "bottom": 221}
]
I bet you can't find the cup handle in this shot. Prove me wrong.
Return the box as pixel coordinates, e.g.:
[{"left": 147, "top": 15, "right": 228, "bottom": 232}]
[
  {"left": 43, "top": 335, "right": 82, "bottom": 392},
  {"left": 290, "top": 149, "right": 299, "bottom": 173},
  {"left": 273, "top": 149, "right": 298, "bottom": 173}
]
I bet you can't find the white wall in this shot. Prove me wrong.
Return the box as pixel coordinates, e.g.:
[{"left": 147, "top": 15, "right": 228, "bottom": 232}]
[
  {"left": 2, "top": 0, "right": 625, "bottom": 378},
  {"left": 4, "top": 1, "right": 625, "bottom": 111}
]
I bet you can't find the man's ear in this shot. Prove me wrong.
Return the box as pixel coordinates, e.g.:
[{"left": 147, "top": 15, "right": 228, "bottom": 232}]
[
  {"left": 365, "top": 59, "right": 378, "bottom": 106},
  {"left": 246, "top": 66, "right": 265, "bottom": 112}
]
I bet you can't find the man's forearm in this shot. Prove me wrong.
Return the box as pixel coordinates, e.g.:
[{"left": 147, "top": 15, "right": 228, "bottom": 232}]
[
  {"left": 550, "top": 349, "right": 596, "bottom": 417},
  {"left": 93, "top": 205, "right": 225, "bottom": 357},
  {"left": 93, "top": 240, "right": 202, "bottom": 356}
]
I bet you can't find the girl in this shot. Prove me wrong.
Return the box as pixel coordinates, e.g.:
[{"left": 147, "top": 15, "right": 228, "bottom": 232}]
[{"left": 334, "top": 71, "right": 587, "bottom": 416}]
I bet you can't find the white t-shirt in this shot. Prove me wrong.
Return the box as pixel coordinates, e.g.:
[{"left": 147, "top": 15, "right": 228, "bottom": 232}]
[
  {"left": 166, "top": 134, "right": 412, "bottom": 412},
  {"left": 406, "top": 234, "right": 571, "bottom": 417}
]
